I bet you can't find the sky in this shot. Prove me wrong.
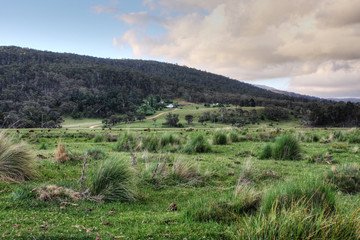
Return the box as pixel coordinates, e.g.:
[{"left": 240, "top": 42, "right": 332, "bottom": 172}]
[{"left": 1, "top": 0, "right": 360, "bottom": 98}]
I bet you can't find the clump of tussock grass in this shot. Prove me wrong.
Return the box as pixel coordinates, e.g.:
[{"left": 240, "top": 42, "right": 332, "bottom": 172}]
[
  {"left": 166, "top": 160, "right": 202, "bottom": 185},
  {"left": 346, "top": 129, "right": 360, "bottom": 143},
  {"left": 333, "top": 130, "right": 346, "bottom": 141},
  {"left": 55, "top": 142, "right": 70, "bottom": 163},
  {"left": 272, "top": 135, "right": 301, "bottom": 160},
  {"left": 160, "top": 133, "right": 178, "bottom": 147},
  {"left": 87, "top": 148, "right": 106, "bottom": 160},
  {"left": 113, "top": 132, "right": 135, "bottom": 151},
  {"left": 306, "top": 152, "right": 335, "bottom": 164},
  {"left": 0, "top": 132, "right": 36, "bottom": 182},
  {"left": 93, "top": 134, "right": 104, "bottom": 143},
  {"left": 229, "top": 132, "right": 239, "bottom": 143},
  {"left": 237, "top": 159, "right": 256, "bottom": 184},
  {"left": 38, "top": 142, "right": 47, "bottom": 150},
  {"left": 213, "top": 131, "right": 228, "bottom": 145},
  {"left": 12, "top": 184, "right": 36, "bottom": 201},
  {"left": 183, "top": 134, "right": 211, "bottom": 153},
  {"left": 237, "top": 204, "right": 360, "bottom": 240},
  {"left": 261, "top": 177, "right": 336, "bottom": 214},
  {"left": 90, "top": 157, "right": 137, "bottom": 202},
  {"left": 184, "top": 185, "right": 261, "bottom": 223},
  {"left": 258, "top": 144, "right": 273, "bottom": 159},
  {"left": 327, "top": 164, "right": 360, "bottom": 194}
]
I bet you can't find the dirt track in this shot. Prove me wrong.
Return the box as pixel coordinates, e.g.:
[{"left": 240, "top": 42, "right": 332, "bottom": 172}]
[
  {"left": 88, "top": 109, "right": 178, "bottom": 128},
  {"left": 146, "top": 108, "right": 178, "bottom": 120}
]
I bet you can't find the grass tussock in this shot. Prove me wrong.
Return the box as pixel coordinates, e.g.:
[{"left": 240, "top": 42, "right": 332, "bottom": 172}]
[
  {"left": 184, "top": 134, "right": 211, "bottom": 154},
  {"left": 185, "top": 185, "right": 261, "bottom": 223},
  {"left": 90, "top": 157, "right": 137, "bottom": 202},
  {"left": 258, "top": 144, "right": 272, "bottom": 159},
  {"left": 213, "top": 131, "right": 228, "bottom": 145},
  {"left": 272, "top": 135, "right": 301, "bottom": 160},
  {"left": 166, "top": 160, "right": 202, "bottom": 185},
  {"left": 113, "top": 133, "right": 135, "bottom": 151},
  {"left": 327, "top": 164, "right": 360, "bottom": 194},
  {"left": 236, "top": 204, "right": 360, "bottom": 240},
  {"left": 0, "top": 132, "right": 36, "bottom": 182},
  {"left": 93, "top": 134, "right": 104, "bottom": 143},
  {"left": 87, "top": 148, "right": 106, "bottom": 160},
  {"left": 55, "top": 142, "right": 70, "bottom": 163},
  {"left": 261, "top": 177, "right": 336, "bottom": 214}
]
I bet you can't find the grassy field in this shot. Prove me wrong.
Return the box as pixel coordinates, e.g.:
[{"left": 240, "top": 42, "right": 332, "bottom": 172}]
[{"left": 1, "top": 107, "right": 360, "bottom": 239}]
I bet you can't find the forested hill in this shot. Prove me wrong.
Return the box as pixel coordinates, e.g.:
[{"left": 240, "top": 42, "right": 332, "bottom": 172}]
[{"left": 0, "top": 46, "right": 318, "bottom": 128}]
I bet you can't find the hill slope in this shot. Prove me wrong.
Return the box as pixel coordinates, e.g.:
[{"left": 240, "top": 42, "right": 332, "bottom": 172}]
[{"left": 0, "top": 46, "right": 313, "bottom": 128}]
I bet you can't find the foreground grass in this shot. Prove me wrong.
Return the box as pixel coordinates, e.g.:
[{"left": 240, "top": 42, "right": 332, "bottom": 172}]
[{"left": 0, "top": 125, "right": 360, "bottom": 239}]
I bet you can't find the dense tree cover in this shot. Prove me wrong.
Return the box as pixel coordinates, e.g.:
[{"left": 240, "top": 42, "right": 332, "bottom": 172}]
[
  {"left": 306, "top": 102, "right": 360, "bottom": 127},
  {"left": 0, "top": 46, "right": 359, "bottom": 128},
  {"left": 198, "top": 107, "right": 259, "bottom": 127}
]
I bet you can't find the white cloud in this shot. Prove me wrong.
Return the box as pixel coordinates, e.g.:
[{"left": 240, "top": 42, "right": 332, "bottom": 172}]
[{"left": 96, "top": 0, "right": 360, "bottom": 97}]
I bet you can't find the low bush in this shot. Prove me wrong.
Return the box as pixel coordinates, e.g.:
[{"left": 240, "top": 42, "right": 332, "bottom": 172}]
[
  {"left": 0, "top": 132, "right": 36, "bottom": 182},
  {"left": 327, "top": 164, "right": 360, "bottom": 194},
  {"left": 90, "top": 157, "right": 137, "bottom": 202}
]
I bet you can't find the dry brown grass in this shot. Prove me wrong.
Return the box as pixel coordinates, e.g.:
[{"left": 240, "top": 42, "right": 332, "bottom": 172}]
[
  {"left": 32, "top": 185, "right": 81, "bottom": 201},
  {"left": 55, "top": 142, "right": 70, "bottom": 163},
  {"left": 0, "top": 132, "right": 36, "bottom": 182}
]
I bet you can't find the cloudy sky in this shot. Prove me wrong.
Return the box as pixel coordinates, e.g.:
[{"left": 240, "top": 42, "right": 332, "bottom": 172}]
[{"left": 1, "top": 0, "right": 360, "bottom": 98}]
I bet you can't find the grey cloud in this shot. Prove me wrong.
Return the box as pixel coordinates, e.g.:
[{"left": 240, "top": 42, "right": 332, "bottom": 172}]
[{"left": 97, "top": 0, "right": 360, "bottom": 97}]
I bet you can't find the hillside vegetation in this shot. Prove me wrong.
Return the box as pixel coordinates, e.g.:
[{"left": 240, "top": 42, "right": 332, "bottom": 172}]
[{"left": 0, "top": 46, "right": 359, "bottom": 128}]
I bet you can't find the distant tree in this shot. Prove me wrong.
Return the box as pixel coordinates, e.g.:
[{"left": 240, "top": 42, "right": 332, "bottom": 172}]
[
  {"left": 165, "top": 113, "right": 179, "bottom": 127},
  {"left": 185, "top": 114, "right": 194, "bottom": 125}
]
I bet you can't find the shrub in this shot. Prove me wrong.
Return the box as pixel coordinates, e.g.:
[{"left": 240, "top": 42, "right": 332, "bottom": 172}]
[
  {"left": 93, "top": 134, "right": 104, "bottom": 143},
  {"left": 90, "top": 157, "right": 137, "bottom": 202},
  {"left": 327, "top": 164, "right": 360, "bottom": 194},
  {"left": 213, "top": 132, "right": 227, "bottom": 145},
  {"left": 184, "top": 134, "right": 211, "bottom": 153},
  {"left": 261, "top": 177, "right": 336, "bottom": 214},
  {"left": 272, "top": 135, "right": 301, "bottom": 160},
  {"left": 55, "top": 142, "right": 70, "bottom": 163},
  {"left": 0, "top": 132, "right": 36, "bottom": 182},
  {"left": 259, "top": 144, "right": 272, "bottom": 159}
]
